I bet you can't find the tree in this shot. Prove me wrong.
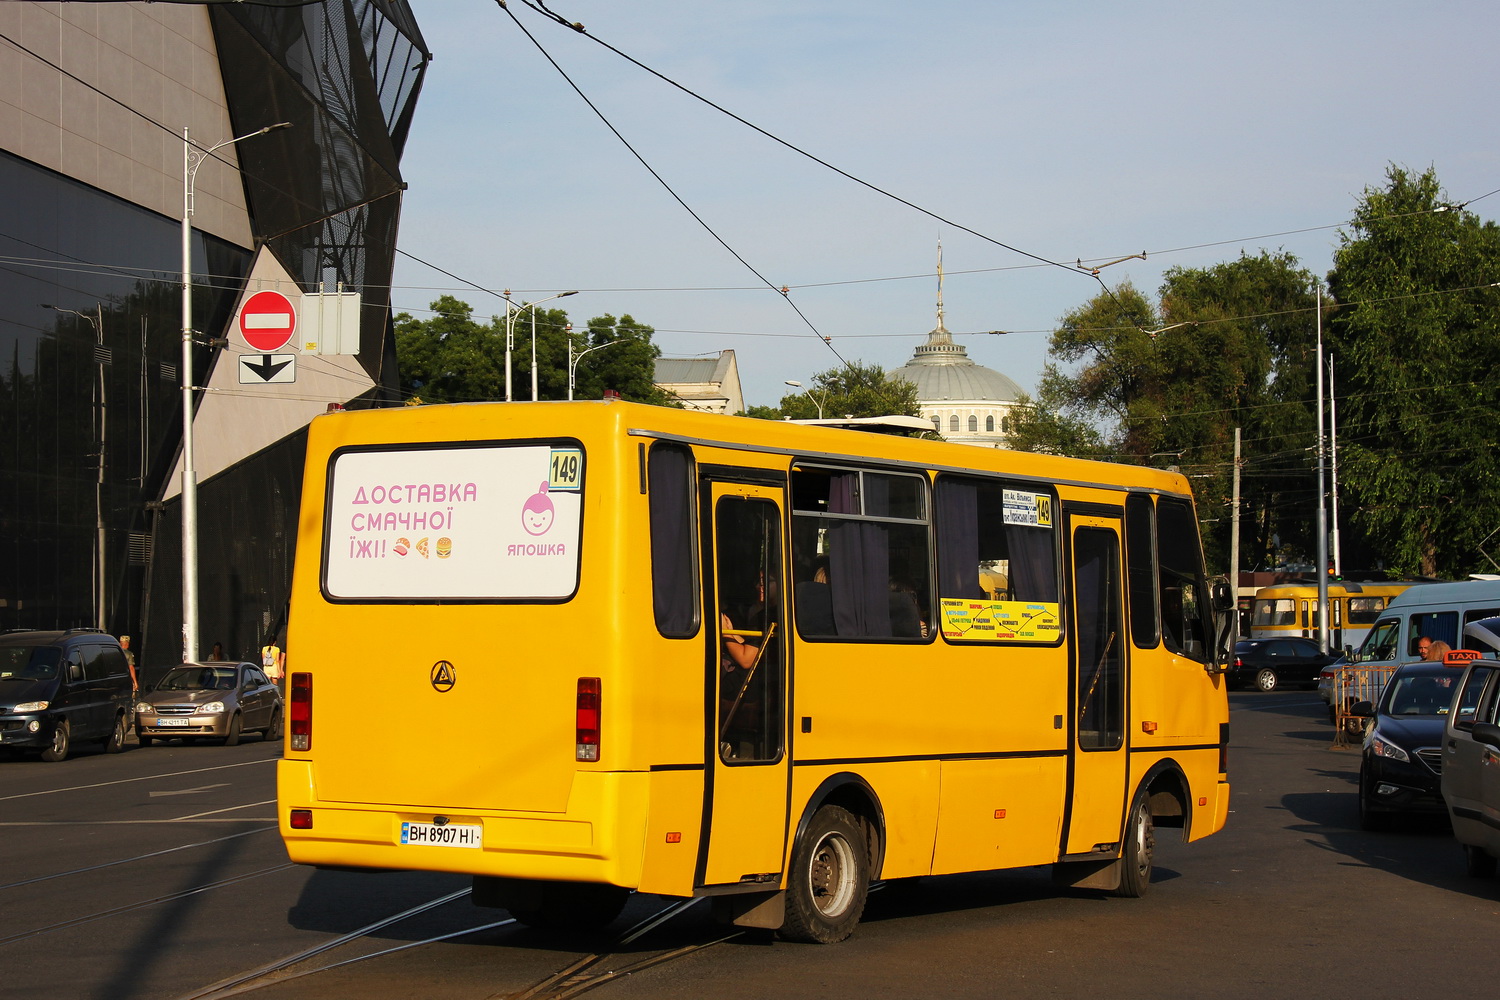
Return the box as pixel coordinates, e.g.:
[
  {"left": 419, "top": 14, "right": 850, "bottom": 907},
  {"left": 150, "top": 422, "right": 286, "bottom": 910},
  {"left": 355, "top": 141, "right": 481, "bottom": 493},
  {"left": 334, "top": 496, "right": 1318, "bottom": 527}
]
[
  {"left": 1014, "top": 258, "right": 1321, "bottom": 573},
  {"left": 763, "top": 360, "right": 922, "bottom": 421},
  {"left": 393, "top": 295, "right": 501, "bottom": 403},
  {"left": 395, "top": 299, "right": 678, "bottom": 406},
  {"left": 1327, "top": 166, "right": 1500, "bottom": 576}
]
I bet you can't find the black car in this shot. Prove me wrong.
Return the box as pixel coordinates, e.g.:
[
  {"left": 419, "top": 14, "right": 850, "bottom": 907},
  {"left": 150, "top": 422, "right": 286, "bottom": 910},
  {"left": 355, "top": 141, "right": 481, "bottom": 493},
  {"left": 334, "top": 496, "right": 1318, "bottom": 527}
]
[
  {"left": 1353, "top": 661, "right": 1466, "bottom": 829},
  {"left": 1229, "top": 637, "right": 1339, "bottom": 692},
  {"left": 0, "top": 629, "right": 134, "bottom": 761}
]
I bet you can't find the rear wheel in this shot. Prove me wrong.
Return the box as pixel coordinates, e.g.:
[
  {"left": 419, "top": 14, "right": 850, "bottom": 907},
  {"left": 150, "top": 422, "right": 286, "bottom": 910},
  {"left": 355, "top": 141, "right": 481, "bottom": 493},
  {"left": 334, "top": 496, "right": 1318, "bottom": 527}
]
[
  {"left": 223, "top": 713, "right": 242, "bottom": 747},
  {"left": 103, "top": 711, "right": 127, "bottom": 753},
  {"left": 1255, "top": 667, "right": 1278, "bottom": 692},
  {"left": 40, "top": 719, "right": 70, "bottom": 762},
  {"left": 1113, "top": 791, "right": 1155, "bottom": 897},
  {"left": 781, "top": 805, "right": 869, "bottom": 943},
  {"left": 1465, "top": 844, "right": 1497, "bottom": 878}
]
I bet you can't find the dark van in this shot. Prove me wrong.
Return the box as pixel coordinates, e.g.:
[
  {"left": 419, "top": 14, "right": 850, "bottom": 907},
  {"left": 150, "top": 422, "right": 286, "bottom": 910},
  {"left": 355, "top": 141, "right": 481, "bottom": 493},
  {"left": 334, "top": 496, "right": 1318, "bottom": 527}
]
[{"left": 0, "top": 629, "right": 134, "bottom": 761}]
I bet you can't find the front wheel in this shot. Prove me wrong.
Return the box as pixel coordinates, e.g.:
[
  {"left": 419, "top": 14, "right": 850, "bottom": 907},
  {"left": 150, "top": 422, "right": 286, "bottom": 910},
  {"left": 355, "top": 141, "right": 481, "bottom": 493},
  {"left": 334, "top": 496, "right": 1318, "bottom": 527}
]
[
  {"left": 1113, "top": 791, "right": 1155, "bottom": 897},
  {"left": 1358, "top": 767, "right": 1389, "bottom": 831},
  {"left": 1255, "top": 667, "right": 1278, "bottom": 692},
  {"left": 103, "top": 711, "right": 127, "bottom": 753},
  {"left": 781, "top": 805, "right": 869, "bottom": 943},
  {"left": 1465, "top": 844, "right": 1497, "bottom": 878},
  {"left": 138, "top": 733, "right": 155, "bottom": 747},
  {"left": 264, "top": 708, "right": 283, "bottom": 742},
  {"left": 40, "top": 718, "right": 70, "bottom": 762},
  {"left": 223, "top": 712, "right": 242, "bottom": 747}
]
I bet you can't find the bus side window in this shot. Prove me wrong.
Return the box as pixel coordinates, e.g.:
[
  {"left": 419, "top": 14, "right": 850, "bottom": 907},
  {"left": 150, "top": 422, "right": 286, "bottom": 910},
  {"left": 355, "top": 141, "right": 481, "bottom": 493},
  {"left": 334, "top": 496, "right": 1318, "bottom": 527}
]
[
  {"left": 648, "top": 442, "right": 698, "bottom": 637},
  {"left": 1125, "top": 493, "right": 1159, "bottom": 648},
  {"left": 1157, "top": 498, "right": 1211, "bottom": 663}
]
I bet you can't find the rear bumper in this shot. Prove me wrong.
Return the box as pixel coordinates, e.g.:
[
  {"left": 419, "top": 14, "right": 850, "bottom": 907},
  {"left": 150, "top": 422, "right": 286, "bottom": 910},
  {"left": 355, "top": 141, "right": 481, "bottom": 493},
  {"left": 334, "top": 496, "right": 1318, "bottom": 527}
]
[{"left": 276, "top": 758, "right": 652, "bottom": 889}]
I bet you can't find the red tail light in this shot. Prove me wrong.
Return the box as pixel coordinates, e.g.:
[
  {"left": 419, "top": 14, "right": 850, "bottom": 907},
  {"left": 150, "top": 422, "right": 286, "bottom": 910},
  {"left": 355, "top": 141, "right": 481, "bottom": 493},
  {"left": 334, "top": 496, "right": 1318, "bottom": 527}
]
[
  {"left": 1234, "top": 656, "right": 1244, "bottom": 667},
  {"left": 576, "top": 677, "right": 601, "bottom": 762},
  {"left": 289, "top": 671, "right": 312, "bottom": 751}
]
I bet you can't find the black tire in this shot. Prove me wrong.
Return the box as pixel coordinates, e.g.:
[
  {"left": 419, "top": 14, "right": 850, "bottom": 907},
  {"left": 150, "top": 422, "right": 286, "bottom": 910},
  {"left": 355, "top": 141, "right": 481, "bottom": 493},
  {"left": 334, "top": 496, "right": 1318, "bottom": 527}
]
[
  {"left": 504, "top": 881, "right": 629, "bottom": 929},
  {"left": 40, "top": 718, "right": 70, "bottom": 762},
  {"left": 1358, "top": 766, "right": 1389, "bottom": 831},
  {"left": 781, "top": 805, "right": 869, "bottom": 943},
  {"left": 1113, "top": 791, "right": 1155, "bottom": 897},
  {"left": 264, "top": 708, "right": 283, "bottom": 742},
  {"left": 223, "top": 713, "right": 242, "bottom": 747},
  {"left": 1465, "top": 844, "right": 1497, "bottom": 878},
  {"left": 1254, "top": 667, "right": 1278, "bottom": 692},
  {"left": 138, "top": 733, "right": 155, "bottom": 747},
  {"left": 103, "top": 711, "right": 127, "bottom": 753}
]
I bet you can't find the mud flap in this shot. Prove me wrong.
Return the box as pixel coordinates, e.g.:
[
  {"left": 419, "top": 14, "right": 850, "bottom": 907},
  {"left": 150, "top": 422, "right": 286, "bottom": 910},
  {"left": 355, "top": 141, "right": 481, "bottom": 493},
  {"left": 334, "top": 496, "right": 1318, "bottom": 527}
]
[
  {"left": 1052, "top": 857, "right": 1123, "bottom": 891},
  {"left": 711, "top": 889, "right": 785, "bottom": 929}
]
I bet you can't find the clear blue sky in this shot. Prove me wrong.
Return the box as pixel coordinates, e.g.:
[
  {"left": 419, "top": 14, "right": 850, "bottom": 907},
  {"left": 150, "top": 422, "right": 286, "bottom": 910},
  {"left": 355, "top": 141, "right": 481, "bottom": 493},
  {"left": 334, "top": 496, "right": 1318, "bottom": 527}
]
[{"left": 389, "top": 1, "right": 1500, "bottom": 410}]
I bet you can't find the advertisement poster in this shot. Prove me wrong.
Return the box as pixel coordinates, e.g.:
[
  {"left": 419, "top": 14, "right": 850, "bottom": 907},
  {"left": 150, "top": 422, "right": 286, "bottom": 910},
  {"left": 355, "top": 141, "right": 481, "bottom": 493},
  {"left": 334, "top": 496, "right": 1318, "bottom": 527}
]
[
  {"left": 940, "top": 598, "right": 1061, "bottom": 642},
  {"left": 324, "top": 445, "right": 582, "bottom": 599}
]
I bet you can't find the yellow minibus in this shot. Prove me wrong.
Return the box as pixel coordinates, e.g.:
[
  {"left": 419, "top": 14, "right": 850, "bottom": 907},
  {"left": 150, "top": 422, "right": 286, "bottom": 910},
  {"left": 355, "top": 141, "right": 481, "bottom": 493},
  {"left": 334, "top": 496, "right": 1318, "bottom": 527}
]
[{"left": 278, "top": 400, "right": 1231, "bottom": 942}]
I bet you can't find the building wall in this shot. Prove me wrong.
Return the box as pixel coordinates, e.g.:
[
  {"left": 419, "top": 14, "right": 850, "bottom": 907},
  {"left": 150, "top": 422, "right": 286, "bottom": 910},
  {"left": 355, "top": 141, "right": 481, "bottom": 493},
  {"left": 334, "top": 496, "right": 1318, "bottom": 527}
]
[
  {"left": 920, "top": 400, "right": 1019, "bottom": 447},
  {"left": 0, "top": 2, "right": 426, "bottom": 663}
]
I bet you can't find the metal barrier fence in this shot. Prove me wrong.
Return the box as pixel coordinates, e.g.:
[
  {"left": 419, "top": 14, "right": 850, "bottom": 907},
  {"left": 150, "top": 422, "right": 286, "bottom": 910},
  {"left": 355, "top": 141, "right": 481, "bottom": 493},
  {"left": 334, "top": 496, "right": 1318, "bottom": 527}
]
[{"left": 1332, "top": 664, "right": 1398, "bottom": 747}]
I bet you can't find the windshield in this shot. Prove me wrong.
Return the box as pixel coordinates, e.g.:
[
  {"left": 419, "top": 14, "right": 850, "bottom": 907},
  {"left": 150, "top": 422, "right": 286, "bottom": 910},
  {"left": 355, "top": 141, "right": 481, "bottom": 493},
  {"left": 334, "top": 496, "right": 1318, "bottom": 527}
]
[
  {"left": 0, "top": 645, "right": 61, "bottom": 681},
  {"left": 1381, "top": 671, "right": 1459, "bottom": 716},
  {"left": 155, "top": 666, "right": 238, "bottom": 691}
]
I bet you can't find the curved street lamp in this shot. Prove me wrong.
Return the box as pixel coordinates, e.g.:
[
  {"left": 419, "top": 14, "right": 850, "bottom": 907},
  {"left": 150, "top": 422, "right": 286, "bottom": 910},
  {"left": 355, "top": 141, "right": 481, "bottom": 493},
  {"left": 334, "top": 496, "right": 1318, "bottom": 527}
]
[
  {"left": 783, "top": 380, "right": 825, "bottom": 419},
  {"left": 181, "top": 121, "right": 289, "bottom": 663},
  {"left": 569, "top": 339, "right": 620, "bottom": 400},
  {"left": 502, "top": 290, "right": 578, "bottom": 402}
]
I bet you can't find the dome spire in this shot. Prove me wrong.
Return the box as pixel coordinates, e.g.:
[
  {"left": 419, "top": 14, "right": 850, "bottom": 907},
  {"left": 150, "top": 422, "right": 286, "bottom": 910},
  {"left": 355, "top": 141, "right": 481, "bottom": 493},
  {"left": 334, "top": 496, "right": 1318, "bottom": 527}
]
[{"left": 935, "top": 238, "right": 947, "bottom": 335}]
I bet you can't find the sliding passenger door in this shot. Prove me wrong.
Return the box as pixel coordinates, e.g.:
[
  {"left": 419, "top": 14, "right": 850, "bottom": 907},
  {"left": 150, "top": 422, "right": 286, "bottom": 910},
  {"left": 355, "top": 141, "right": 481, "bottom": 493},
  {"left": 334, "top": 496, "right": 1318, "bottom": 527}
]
[{"left": 1063, "top": 509, "right": 1130, "bottom": 857}]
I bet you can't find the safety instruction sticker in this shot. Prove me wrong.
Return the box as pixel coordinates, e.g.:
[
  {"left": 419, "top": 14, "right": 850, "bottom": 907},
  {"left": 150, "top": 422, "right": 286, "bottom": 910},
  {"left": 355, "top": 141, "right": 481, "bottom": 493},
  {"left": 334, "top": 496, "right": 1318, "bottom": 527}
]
[
  {"left": 940, "top": 598, "right": 1061, "bottom": 642},
  {"left": 1003, "top": 489, "right": 1052, "bottom": 528}
]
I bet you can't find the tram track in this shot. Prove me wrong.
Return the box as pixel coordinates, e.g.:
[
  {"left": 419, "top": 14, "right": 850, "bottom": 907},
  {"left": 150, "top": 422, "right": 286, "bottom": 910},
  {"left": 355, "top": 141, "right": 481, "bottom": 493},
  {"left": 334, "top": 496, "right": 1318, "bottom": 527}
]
[{"left": 170, "top": 892, "right": 738, "bottom": 1000}]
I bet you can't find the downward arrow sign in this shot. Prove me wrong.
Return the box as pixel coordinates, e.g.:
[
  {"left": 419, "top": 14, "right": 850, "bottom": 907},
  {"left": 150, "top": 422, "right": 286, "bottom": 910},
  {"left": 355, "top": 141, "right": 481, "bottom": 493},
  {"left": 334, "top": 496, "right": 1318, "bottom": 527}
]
[{"left": 245, "top": 354, "right": 293, "bottom": 381}]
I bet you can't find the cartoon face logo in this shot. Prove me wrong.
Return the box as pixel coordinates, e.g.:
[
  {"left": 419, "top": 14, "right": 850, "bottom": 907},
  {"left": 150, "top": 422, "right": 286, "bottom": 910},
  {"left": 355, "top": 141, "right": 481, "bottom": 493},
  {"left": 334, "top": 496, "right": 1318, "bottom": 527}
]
[{"left": 522, "top": 482, "right": 555, "bottom": 536}]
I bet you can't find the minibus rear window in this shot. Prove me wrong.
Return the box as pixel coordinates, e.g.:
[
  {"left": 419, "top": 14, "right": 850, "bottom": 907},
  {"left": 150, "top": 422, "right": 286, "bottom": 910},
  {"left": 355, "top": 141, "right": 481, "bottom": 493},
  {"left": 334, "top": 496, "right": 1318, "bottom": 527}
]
[{"left": 322, "top": 442, "right": 584, "bottom": 601}]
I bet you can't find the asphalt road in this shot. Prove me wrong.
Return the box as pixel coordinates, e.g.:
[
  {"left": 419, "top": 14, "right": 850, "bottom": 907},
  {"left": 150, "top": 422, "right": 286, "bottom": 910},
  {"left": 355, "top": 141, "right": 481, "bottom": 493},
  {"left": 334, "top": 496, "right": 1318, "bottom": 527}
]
[{"left": 2, "top": 692, "right": 1497, "bottom": 1000}]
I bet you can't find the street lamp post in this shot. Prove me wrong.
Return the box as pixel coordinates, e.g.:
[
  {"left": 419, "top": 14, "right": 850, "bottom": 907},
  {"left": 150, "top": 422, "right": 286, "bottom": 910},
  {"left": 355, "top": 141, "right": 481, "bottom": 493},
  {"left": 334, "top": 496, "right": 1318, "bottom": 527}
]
[
  {"left": 502, "top": 290, "right": 578, "bottom": 402},
  {"left": 181, "top": 122, "right": 288, "bottom": 663},
  {"left": 783, "top": 380, "right": 825, "bottom": 419},
  {"left": 47, "top": 304, "right": 107, "bottom": 629},
  {"left": 569, "top": 338, "right": 620, "bottom": 400}
]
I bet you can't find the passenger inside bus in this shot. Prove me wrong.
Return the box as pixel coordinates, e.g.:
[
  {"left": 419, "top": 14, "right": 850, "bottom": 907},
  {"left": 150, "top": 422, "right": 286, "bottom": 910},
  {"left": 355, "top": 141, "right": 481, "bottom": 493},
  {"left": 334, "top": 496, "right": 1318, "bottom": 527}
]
[{"left": 794, "top": 557, "right": 836, "bottom": 636}]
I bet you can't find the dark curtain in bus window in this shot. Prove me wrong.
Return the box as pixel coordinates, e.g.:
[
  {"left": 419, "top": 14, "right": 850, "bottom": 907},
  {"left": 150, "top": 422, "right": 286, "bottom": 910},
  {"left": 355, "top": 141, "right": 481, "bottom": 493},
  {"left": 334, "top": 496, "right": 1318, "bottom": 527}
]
[
  {"left": 648, "top": 443, "right": 697, "bottom": 637},
  {"left": 1157, "top": 498, "right": 1210, "bottom": 662},
  {"left": 1125, "top": 494, "right": 1160, "bottom": 648},
  {"left": 935, "top": 480, "right": 984, "bottom": 599},
  {"left": 1074, "top": 526, "right": 1123, "bottom": 749},
  {"left": 1007, "top": 528, "right": 1056, "bottom": 602}
]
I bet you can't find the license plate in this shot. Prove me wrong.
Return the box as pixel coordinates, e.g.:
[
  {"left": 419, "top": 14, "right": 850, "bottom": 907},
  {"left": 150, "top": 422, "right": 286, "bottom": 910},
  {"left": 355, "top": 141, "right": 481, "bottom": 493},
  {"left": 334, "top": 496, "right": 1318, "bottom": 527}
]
[
  {"left": 156, "top": 718, "right": 191, "bottom": 727},
  {"left": 400, "top": 821, "right": 482, "bottom": 848}
]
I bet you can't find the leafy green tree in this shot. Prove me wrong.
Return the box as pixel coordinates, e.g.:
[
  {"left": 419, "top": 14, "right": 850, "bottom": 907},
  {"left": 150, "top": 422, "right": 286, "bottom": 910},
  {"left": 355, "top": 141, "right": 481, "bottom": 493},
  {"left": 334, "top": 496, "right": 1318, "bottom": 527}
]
[
  {"left": 1015, "top": 258, "right": 1320, "bottom": 573},
  {"left": 1327, "top": 166, "right": 1500, "bottom": 576},
  {"left": 393, "top": 295, "right": 501, "bottom": 403},
  {"left": 764, "top": 360, "right": 921, "bottom": 420},
  {"left": 395, "top": 299, "right": 678, "bottom": 406}
]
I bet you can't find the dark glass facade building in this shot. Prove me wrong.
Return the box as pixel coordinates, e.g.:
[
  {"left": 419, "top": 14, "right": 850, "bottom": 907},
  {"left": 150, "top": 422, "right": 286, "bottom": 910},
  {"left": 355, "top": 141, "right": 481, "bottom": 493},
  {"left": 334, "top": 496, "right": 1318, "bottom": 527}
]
[{"left": 0, "top": 1, "right": 427, "bottom": 673}]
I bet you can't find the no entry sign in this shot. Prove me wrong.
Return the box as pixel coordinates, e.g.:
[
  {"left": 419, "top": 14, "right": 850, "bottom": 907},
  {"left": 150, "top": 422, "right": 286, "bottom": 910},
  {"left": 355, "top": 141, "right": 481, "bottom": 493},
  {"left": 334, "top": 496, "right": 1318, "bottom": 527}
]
[{"left": 238, "top": 290, "right": 298, "bottom": 353}]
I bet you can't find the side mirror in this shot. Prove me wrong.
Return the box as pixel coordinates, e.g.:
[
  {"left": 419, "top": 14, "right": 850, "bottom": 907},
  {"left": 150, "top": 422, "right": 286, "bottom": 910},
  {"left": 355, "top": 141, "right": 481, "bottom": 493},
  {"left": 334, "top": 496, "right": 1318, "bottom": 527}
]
[
  {"left": 1342, "top": 644, "right": 1354, "bottom": 660},
  {"left": 1210, "top": 576, "right": 1234, "bottom": 613},
  {"left": 1473, "top": 721, "right": 1500, "bottom": 752},
  {"left": 1350, "top": 701, "right": 1375, "bottom": 718}
]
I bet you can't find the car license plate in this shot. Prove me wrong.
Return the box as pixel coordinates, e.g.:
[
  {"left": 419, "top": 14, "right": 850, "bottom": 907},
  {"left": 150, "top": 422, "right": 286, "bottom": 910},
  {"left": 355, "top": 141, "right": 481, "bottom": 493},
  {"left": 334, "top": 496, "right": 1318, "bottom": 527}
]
[
  {"left": 156, "top": 718, "right": 191, "bottom": 727},
  {"left": 400, "top": 821, "right": 482, "bottom": 848}
]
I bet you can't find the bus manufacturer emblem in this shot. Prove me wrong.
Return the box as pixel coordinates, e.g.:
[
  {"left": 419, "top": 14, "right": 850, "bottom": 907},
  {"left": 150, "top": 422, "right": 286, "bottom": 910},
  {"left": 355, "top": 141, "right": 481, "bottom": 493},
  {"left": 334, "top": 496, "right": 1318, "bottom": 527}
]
[{"left": 431, "top": 660, "right": 456, "bottom": 692}]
